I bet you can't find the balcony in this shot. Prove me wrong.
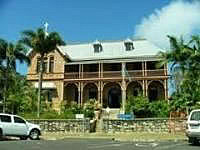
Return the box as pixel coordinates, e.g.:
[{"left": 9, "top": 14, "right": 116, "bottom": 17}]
[
  {"left": 64, "top": 69, "right": 167, "bottom": 80},
  {"left": 146, "top": 69, "right": 166, "bottom": 76}
]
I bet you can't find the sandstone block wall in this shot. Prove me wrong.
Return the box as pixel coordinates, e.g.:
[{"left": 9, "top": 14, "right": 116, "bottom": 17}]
[
  {"left": 103, "top": 118, "right": 186, "bottom": 133},
  {"left": 28, "top": 119, "right": 90, "bottom": 133}
]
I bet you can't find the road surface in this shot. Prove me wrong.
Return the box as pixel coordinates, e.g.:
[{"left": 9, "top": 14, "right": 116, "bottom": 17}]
[{"left": 0, "top": 139, "right": 199, "bottom": 150}]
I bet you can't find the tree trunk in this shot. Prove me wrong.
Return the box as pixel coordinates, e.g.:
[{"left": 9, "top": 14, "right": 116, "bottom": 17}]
[
  {"left": 3, "top": 60, "right": 9, "bottom": 113},
  {"left": 37, "top": 55, "right": 44, "bottom": 118},
  {"left": 3, "top": 88, "right": 6, "bottom": 113},
  {"left": 3, "top": 74, "right": 6, "bottom": 113}
]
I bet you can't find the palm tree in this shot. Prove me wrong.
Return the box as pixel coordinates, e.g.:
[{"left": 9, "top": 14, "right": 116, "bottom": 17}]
[
  {"left": 188, "top": 35, "right": 200, "bottom": 71},
  {"left": 20, "top": 28, "right": 65, "bottom": 117},
  {"left": 159, "top": 36, "right": 192, "bottom": 72},
  {"left": 158, "top": 35, "right": 193, "bottom": 92},
  {"left": 0, "top": 38, "right": 30, "bottom": 113},
  {"left": 159, "top": 35, "right": 200, "bottom": 111}
]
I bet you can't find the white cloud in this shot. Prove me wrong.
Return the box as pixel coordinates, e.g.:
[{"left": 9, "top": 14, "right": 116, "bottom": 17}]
[{"left": 134, "top": 0, "right": 200, "bottom": 49}]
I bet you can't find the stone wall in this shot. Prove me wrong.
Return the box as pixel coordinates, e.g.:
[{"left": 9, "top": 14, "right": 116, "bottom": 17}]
[
  {"left": 28, "top": 118, "right": 186, "bottom": 134},
  {"left": 103, "top": 118, "right": 186, "bottom": 133},
  {"left": 28, "top": 119, "right": 90, "bottom": 133}
]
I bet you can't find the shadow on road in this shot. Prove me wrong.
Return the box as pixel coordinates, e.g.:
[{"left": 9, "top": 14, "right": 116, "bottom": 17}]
[{"left": 0, "top": 136, "right": 19, "bottom": 141}]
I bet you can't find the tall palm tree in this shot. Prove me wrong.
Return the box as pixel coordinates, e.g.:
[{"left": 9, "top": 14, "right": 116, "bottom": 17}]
[
  {"left": 0, "top": 39, "right": 30, "bottom": 71},
  {"left": 20, "top": 28, "right": 65, "bottom": 117},
  {"left": 159, "top": 35, "right": 200, "bottom": 111},
  {"left": 158, "top": 35, "right": 193, "bottom": 92},
  {"left": 159, "top": 35, "right": 192, "bottom": 72},
  {"left": 0, "top": 38, "right": 30, "bottom": 112},
  {"left": 188, "top": 35, "right": 200, "bottom": 71}
]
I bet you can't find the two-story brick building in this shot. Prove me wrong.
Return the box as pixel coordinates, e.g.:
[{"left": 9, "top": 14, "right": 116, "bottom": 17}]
[{"left": 27, "top": 38, "right": 168, "bottom": 112}]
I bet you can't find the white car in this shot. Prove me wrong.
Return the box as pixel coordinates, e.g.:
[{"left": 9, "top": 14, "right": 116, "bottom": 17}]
[
  {"left": 0, "top": 113, "right": 41, "bottom": 140},
  {"left": 186, "top": 109, "right": 200, "bottom": 144}
]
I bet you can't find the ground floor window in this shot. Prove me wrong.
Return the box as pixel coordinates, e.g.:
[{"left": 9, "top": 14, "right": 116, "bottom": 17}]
[
  {"left": 89, "top": 89, "right": 97, "bottom": 100},
  {"left": 42, "top": 89, "right": 56, "bottom": 102}
]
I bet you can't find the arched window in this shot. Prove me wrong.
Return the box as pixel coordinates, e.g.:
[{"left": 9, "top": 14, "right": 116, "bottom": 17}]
[
  {"left": 36, "top": 57, "right": 41, "bottom": 73},
  {"left": 43, "top": 57, "right": 48, "bottom": 73},
  {"left": 49, "top": 56, "right": 54, "bottom": 73}
]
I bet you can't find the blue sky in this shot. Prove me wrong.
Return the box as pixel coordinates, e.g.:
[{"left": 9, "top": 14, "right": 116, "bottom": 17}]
[
  {"left": 1, "top": 0, "right": 200, "bottom": 74},
  {"left": 0, "top": 0, "right": 170, "bottom": 42}
]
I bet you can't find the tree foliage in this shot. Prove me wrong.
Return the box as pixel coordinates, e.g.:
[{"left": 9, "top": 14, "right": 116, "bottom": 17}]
[
  {"left": 20, "top": 28, "right": 65, "bottom": 117},
  {"left": 160, "top": 35, "right": 200, "bottom": 111},
  {"left": 125, "top": 95, "right": 169, "bottom": 118},
  {"left": 0, "top": 38, "right": 30, "bottom": 113}
]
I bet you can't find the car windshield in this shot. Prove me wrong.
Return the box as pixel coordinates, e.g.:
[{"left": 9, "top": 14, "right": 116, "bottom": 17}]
[{"left": 191, "top": 111, "right": 200, "bottom": 121}]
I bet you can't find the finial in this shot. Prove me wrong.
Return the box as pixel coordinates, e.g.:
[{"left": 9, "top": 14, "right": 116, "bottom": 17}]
[{"left": 44, "top": 22, "right": 49, "bottom": 36}]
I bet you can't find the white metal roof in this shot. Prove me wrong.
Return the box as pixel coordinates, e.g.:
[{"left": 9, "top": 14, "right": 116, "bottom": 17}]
[{"left": 58, "top": 39, "right": 164, "bottom": 61}]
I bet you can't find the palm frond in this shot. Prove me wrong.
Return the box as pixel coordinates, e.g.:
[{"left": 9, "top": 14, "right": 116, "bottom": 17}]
[{"left": 21, "top": 30, "right": 36, "bottom": 38}]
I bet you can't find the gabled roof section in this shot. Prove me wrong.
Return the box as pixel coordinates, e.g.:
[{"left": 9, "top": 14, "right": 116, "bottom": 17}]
[
  {"left": 55, "top": 39, "right": 165, "bottom": 62},
  {"left": 27, "top": 46, "right": 66, "bottom": 59}
]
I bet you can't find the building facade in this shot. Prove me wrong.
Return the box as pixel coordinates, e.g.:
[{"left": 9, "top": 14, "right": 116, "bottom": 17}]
[{"left": 27, "top": 39, "right": 168, "bottom": 111}]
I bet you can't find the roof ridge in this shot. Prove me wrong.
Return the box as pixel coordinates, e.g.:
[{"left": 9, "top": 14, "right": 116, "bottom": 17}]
[{"left": 65, "top": 38, "right": 146, "bottom": 45}]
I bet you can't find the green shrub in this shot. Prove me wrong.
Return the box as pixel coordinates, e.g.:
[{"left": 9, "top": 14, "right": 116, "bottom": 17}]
[
  {"left": 83, "top": 99, "right": 95, "bottom": 119},
  {"left": 20, "top": 109, "right": 75, "bottom": 119},
  {"left": 125, "top": 95, "right": 170, "bottom": 118},
  {"left": 125, "top": 95, "right": 151, "bottom": 118},
  {"left": 41, "top": 111, "right": 58, "bottom": 119},
  {"left": 148, "top": 100, "right": 170, "bottom": 117},
  {"left": 19, "top": 112, "right": 38, "bottom": 119},
  {"left": 20, "top": 100, "right": 96, "bottom": 119}
]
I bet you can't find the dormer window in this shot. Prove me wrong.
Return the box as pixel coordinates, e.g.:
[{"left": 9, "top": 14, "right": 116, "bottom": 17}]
[
  {"left": 124, "top": 39, "right": 134, "bottom": 51},
  {"left": 93, "top": 40, "right": 102, "bottom": 53}
]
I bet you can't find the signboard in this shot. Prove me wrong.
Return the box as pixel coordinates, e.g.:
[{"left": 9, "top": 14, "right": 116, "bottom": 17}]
[
  {"left": 117, "top": 114, "right": 134, "bottom": 120},
  {"left": 76, "top": 114, "right": 84, "bottom": 119}
]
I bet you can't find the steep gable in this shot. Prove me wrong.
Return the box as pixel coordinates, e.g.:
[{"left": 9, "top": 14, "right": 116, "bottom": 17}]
[{"left": 27, "top": 49, "right": 66, "bottom": 74}]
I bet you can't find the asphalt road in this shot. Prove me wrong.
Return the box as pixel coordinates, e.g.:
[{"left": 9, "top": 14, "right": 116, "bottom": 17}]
[{"left": 0, "top": 139, "right": 199, "bottom": 150}]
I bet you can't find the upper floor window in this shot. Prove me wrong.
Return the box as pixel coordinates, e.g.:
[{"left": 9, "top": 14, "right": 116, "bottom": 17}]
[
  {"left": 43, "top": 57, "right": 48, "bottom": 73},
  {"left": 49, "top": 57, "right": 54, "bottom": 73},
  {"left": 147, "top": 61, "right": 163, "bottom": 70},
  {"left": 93, "top": 40, "right": 103, "bottom": 53},
  {"left": 65, "top": 64, "right": 79, "bottom": 73},
  {"left": 36, "top": 57, "right": 41, "bottom": 73},
  {"left": 124, "top": 39, "right": 134, "bottom": 51}
]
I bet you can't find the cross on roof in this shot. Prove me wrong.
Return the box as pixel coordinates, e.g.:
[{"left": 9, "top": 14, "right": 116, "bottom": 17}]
[{"left": 44, "top": 22, "right": 49, "bottom": 33}]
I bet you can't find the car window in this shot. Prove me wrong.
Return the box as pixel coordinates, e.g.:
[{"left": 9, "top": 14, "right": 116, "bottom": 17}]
[
  {"left": 14, "top": 116, "right": 26, "bottom": 124},
  {"left": 0, "top": 115, "right": 12, "bottom": 123},
  {"left": 191, "top": 111, "right": 200, "bottom": 121}
]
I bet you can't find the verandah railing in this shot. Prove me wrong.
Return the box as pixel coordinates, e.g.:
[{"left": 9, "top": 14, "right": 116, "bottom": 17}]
[{"left": 64, "top": 69, "right": 167, "bottom": 79}]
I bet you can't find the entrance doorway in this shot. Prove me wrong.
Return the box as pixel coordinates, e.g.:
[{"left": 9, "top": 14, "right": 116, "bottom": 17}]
[
  {"left": 148, "top": 81, "right": 165, "bottom": 101},
  {"left": 108, "top": 87, "right": 121, "bottom": 108}
]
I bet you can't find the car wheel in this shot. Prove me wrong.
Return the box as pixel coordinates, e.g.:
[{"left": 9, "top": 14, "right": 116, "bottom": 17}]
[
  {"left": 0, "top": 129, "right": 2, "bottom": 139},
  {"left": 20, "top": 136, "right": 28, "bottom": 140},
  {"left": 29, "top": 129, "right": 39, "bottom": 140},
  {"left": 189, "top": 137, "right": 199, "bottom": 145}
]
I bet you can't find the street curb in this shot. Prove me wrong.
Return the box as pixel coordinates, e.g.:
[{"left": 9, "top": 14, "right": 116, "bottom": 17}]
[
  {"left": 114, "top": 138, "right": 188, "bottom": 142},
  {"left": 41, "top": 134, "right": 188, "bottom": 142}
]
